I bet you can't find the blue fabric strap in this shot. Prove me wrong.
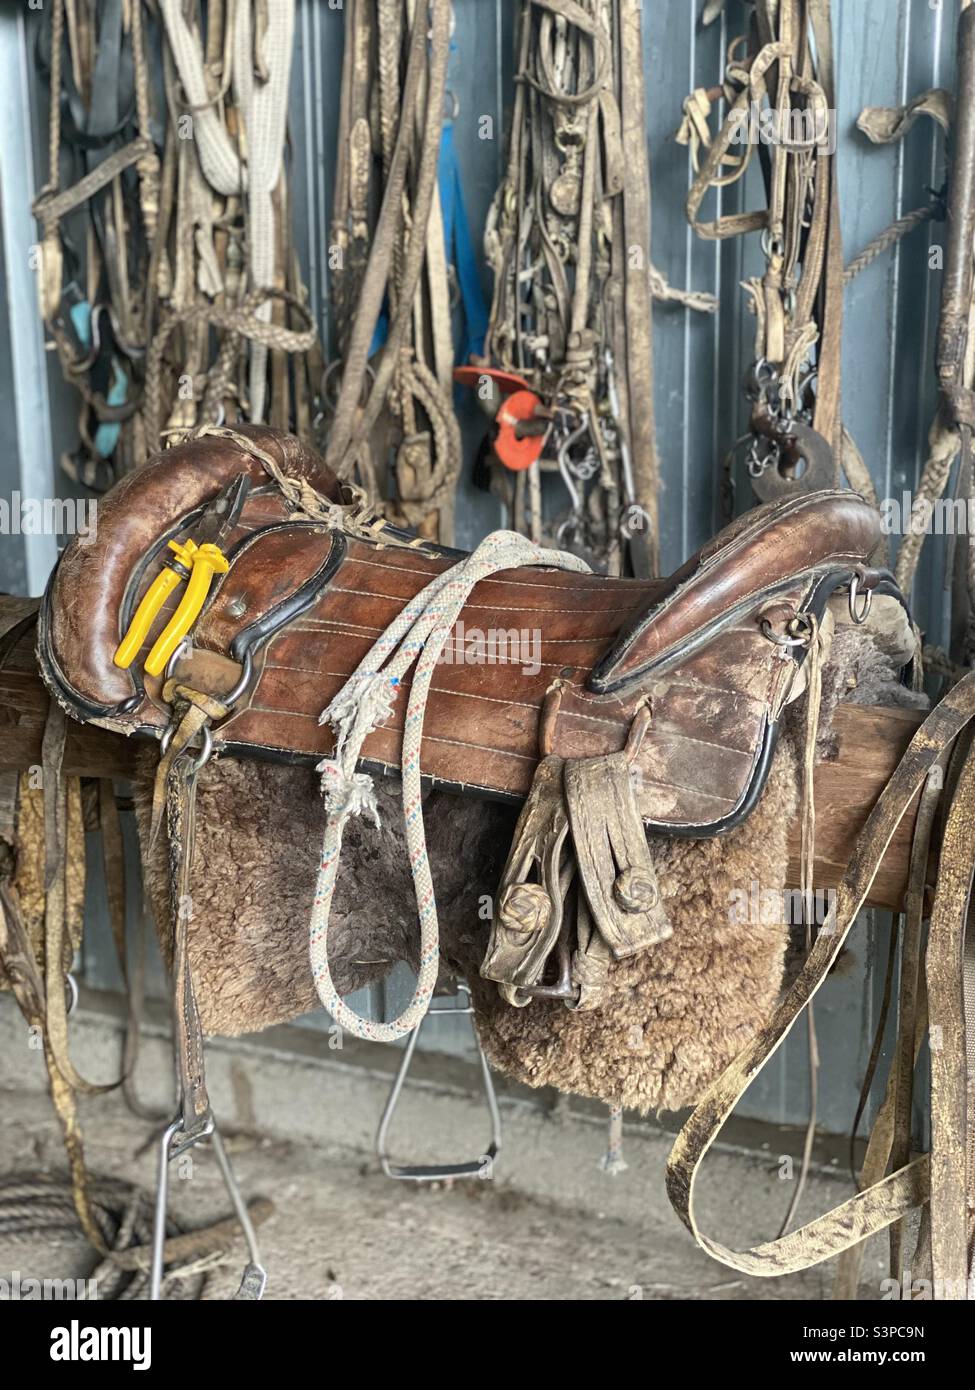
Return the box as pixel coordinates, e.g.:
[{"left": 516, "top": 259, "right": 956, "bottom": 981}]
[
  {"left": 369, "top": 122, "right": 488, "bottom": 365},
  {"left": 438, "top": 121, "right": 488, "bottom": 363}
]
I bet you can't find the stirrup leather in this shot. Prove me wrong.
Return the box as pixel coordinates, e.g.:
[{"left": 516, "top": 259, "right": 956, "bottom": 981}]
[{"left": 482, "top": 701, "right": 672, "bottom": 1010}]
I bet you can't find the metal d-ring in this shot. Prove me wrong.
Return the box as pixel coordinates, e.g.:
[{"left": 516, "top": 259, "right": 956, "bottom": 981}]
[
  {"left": 159, "top": 649, "right": 253, "bottom": 769},
  {"left": 164, "top": 636, "right": 194, "bottom": 683},
  {"left": 223, "top": 649, "right": 254, "bottom": 706},
  {"left": 160, "top": 722, "right": 213, "bottom": 772},
  {"left": 185, "top": 726, "right": 214, "bottom": 774},
  {"left": 159, "top": 636, "right": 192, "bottom": 757},
  {"left": 848, "top": 572, "right": 873, "bottom": 625},
  {"left": 759, "top": 612, "right": 813, "bottom": 648}
]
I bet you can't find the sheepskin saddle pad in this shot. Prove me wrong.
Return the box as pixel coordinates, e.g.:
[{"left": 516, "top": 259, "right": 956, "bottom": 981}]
[{"left": 38, "top": 426, "right": 918, "bottom": 1116}]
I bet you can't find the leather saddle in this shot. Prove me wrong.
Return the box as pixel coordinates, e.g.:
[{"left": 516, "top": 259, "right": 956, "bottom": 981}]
[{"left": 38, "top": 425, "right": 912, "bottom": 1012}]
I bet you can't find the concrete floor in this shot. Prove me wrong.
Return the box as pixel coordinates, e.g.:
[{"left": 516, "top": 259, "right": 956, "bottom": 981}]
[
  {"left": 0, "top": 1091, "right": 834, "bottom": 1302},
  {"left": 0, "top": 994, "right": 892, "bottom": 1301}
]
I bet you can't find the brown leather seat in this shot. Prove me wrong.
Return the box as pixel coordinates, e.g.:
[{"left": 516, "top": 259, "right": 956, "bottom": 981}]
[{"left": 39, "top": 427, "right": 907, "bottom": 838}]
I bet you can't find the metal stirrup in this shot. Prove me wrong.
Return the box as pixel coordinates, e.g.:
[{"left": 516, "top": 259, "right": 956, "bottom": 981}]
[
  {"left": 375, "top": 983, "right": 502, "bottom": 1181},
  {"left": 150, "top": 1118, "right": 266, "bottom": 1301}
]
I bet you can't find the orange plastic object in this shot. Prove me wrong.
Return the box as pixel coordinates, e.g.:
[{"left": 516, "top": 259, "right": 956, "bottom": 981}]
[{"left": 495, "top": 390, "right": 546, "bottom": 471}]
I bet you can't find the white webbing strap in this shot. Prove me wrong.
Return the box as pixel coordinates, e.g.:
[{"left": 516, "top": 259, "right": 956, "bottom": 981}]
[
  {"left": 309, "top": 531, "right": 591, "bottom": 1042},
  {"left": 158, "top": 0, "right": 295, "bottom": 421},
  {"left": 232, "top": 0, "right": 295, "bottom": 422}
]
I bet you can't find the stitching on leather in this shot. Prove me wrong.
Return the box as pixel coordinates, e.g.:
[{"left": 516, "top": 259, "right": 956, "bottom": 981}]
[
  {"left": 249, "top": 676, "right": 552, "bottom": 716},
  {"left": 283, "top": 618, "right": 625, "bottom": 649},
  {"left": 327, "top": 582, "right": 638, "bottom": 616},
  {"left": 349, "top": 551, "right": 642, "bottom": 594}
]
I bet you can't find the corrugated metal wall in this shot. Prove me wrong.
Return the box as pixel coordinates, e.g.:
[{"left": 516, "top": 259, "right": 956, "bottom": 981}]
[{"left": 0, "top": 0, "right": 963, "bottom": 1133}]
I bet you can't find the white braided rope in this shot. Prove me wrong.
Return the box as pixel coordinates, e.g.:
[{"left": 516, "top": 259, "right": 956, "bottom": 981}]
[{"left": 309, "top": 530, "right": 591, "bottom": 1042}]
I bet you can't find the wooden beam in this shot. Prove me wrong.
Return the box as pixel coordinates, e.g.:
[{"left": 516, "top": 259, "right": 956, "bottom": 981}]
[
  {"left": 0, "top": 619, "right": 138, "bottom": 778},
  {"left": 785, "top": 702, "right": 922, "bottom": 912}
]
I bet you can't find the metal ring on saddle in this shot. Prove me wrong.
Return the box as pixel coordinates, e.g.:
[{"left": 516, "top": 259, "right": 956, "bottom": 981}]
[
  {"left": 759, "top": 610, "right": 814, "bottom": 648},
  {"left": 164, "top": 636, "right": 193, "bottom": 683},
  {"left": 160, "top": 722, "right": 213, "bottom": 773},
  {"left": 222, "top": 649, "right": 255, "bottom": 707},
  {"left": 158, "top": 644, "right": 253, "bottom": 774},
  {"left": 848, "top": 571, "right": 873, "bottom": 625},
  {"left": 185, "top": 727, "right": 214, "bottom": 774}
]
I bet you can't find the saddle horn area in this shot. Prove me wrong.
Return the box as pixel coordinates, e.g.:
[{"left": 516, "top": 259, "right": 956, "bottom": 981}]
[{"left": 38, "top": 427, "right": 342, "bottom": 725}]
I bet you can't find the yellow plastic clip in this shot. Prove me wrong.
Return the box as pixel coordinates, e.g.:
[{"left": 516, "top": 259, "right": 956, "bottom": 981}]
[
  {"left": 114, "top": 539, "right": 199, "bottom": 671},
  {"left": 144, "top": 543, "right": 231, "bottom": 678}
]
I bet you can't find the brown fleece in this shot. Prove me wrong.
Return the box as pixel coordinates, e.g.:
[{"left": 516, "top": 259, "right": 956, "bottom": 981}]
[
  {"left": 449, "top": 740, "right": 800, "bottom": 1113},
  {"left": 134, "top": 753, "right": 516, "bottom": 1037},
  {"left": 134, "top": 626, "right": 922, "bottom": 1113},
  {"left": 135, "top": 735, "right": 797, "bottom": 1112}
]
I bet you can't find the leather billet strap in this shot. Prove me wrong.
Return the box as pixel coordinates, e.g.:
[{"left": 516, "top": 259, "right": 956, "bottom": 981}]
[
  {"left": 0, "top": 606, "right": 113, "bottom": 1252},
  {"left": 0, "top": 882, "right": 109, "bottom": 1254},
  {"left": 483, "top": 694, "right": 672, "bottom": 1008},
  {"left": 564, "top": 747, "right": 672, "bottom": 958},
  {"left": 40, "top": 704, "right": 119, "bottom": 1102},
  {"left": 830, "top": 757, "right": 942, "bottom": 1299},
  {"left": 151, "top": 682, "right": 231, "bottom": 1155},
  {"left": 481, "top": 755, "right": 571, "bottom": 1007},
  {"left": 164, "top": 757, "right": 213, "bottom": 1156},
  {"left": 925, "top": 734, "right": 975, "bottom": 1287},
  {"left": 666, "top": 670, "right": 975, "bottom": 1294}
]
